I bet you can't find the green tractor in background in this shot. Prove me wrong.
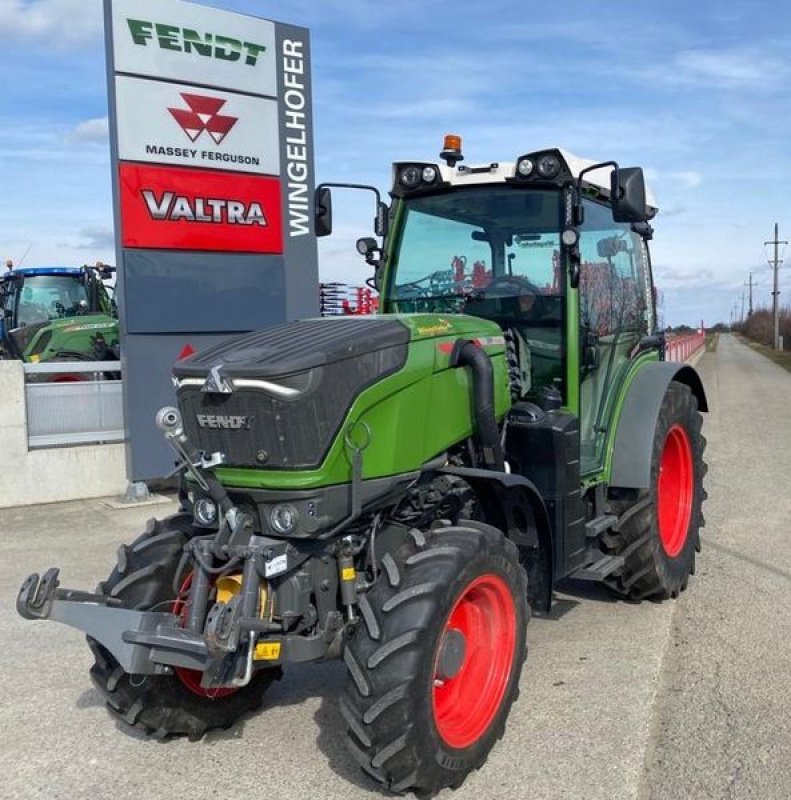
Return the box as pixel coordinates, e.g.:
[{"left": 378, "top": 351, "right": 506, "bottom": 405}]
[
  {"left": 18, "top": 138, "right": 706, "bottom": 795},
  {"left": 0, "top": 263, "right": 119, "bottom": 377}
]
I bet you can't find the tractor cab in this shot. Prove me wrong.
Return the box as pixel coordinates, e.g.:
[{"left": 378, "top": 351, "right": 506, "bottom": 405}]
[
  {"left": 0, "top": 263, "right": 118, "bottom": 363},
  {"left": 318, "top": 137, "right": 659, "bottom": 476}
]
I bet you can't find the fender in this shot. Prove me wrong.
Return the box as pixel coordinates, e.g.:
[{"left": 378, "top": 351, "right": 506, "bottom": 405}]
[
  {"left": 438, "top": 465, "right": 554, "bottom": 612},
  {"left": 609, "top": 362, "right": 708, "bottom": 489}
]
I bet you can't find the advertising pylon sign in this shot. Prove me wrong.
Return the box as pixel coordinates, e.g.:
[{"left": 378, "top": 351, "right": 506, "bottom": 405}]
[{"left": 104, "top": 0, "right": 318, "bottom": 480}]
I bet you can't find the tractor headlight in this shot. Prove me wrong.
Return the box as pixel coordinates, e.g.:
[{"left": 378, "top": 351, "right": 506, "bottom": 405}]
[
  {"left": 270, "top": 504, "right": 299, "bottom": 535},
  {"left": 400, "top": 166, "right": 422, "bottom": 188},
  {"left": 516, "top": 158, "right": 534, "bottom": 177},
  {"left": 537, "top": 154, "right": 562, "bottom": 179},
  {"left": 193, "top": 497, "right": 218, "bottom": 526},
  {"left": 561, "top": 228, "right": 579, "bottom": 247},
  {"left": 422, "top": 166, "right": 438, "bottom": 183}
]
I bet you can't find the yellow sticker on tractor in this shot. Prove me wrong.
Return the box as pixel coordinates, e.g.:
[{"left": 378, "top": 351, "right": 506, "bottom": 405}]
[
  {"left": 254, "top": 641, "right": 282, "bottom": 661},
  {"left": 341, "top": 567, "right": 356, "bottom": 581}
]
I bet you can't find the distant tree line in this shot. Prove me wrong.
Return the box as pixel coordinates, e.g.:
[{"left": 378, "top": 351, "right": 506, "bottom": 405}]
[{"left": 733, "top": 308, "right": 791, "bottom": 349}]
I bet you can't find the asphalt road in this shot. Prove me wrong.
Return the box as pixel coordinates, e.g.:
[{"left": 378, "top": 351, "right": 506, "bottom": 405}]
[
  {"left": 641, "top": 334, "right": 791, "bottom": 800},
  {"left": 0, "top": 333, "right": 787, "bottom": 799}
]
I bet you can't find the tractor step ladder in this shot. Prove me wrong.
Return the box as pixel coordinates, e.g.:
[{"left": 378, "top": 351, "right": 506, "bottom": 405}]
[
  {"left": 584, "top": 514, "right": 618, "bottom": 539},
  {"left": 571, "top": 553, "right": 625, "bottom": 581}
]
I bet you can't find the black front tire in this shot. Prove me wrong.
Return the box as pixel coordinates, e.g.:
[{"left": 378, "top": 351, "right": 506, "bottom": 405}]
[
  {"left": 89, "top": 513, "right": 278, "bottom": 740},
  {"left": 342, "top": 521, "right": 528, "bottom": 796},
  {"left": 606, "top": 381, "right": 707, "bottom": 600}
]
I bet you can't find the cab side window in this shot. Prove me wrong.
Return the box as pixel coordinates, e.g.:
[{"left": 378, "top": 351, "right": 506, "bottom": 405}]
[{"left": 578, "top": 198, "right": 651, "bottom": 473}]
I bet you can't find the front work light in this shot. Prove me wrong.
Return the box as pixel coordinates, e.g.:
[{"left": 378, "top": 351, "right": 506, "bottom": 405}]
[
  {"left": 270, "top": 504, "right": 299, "bottom": 535},
  {"left": 537, "top": 154, "right": 562, "bottom": 179},
  {"left": 516, "top": 158, "right": 535, "bottom": 177},
  {"left": 194, "top": 497, "right": 218, "bottom": 526},
  {"left": 400, "top": 166, "right": 423, "bottom": 188},
  {"left": 422, "top": 166, "right": 438, "bottom": 183}
]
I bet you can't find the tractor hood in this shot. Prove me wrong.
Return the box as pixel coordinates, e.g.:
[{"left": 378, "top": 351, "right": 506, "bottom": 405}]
[
  {"left": 174, "top": 316, "right": 410, "bottom": 380},
  {"left": 173, "top": 313, "right": 503, "bottom": 471}
]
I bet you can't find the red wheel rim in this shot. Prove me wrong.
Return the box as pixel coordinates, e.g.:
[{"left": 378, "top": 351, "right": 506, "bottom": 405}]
[
  {"left": 657, "top": 424, "right": 694, "bottom": 557},
  {"left": 171, "top": 575, "right": 238, "bottom": 699},
  {"left": 432, "top": 574, "right": 517, "bottom": 749}
]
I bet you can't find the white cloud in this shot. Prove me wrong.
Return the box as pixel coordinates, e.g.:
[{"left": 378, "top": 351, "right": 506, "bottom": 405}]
[
  {"left": 673, "top": 47, "right": 789, "bottom": 90},
  {"left": 70, "top": 116, "right": 108, "bottom": 143},
  {"left": 0, "top": 0, "right": 103, "bottom": 44},
  {"left": 74, "top": 225, "right": 115, "bottom": 249}
]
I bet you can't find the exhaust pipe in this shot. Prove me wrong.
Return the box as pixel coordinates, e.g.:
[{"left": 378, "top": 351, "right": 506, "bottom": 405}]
[{"left": 451, "top": 340, "right": 506, "bottom": 472}]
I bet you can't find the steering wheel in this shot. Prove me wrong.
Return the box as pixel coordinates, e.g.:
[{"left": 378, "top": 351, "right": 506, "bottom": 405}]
[{"left": 482, "top": 274, "right": 543, "bottom": 298}]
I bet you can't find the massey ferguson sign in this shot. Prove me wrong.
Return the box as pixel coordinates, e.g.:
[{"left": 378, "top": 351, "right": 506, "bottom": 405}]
[
  {"left": 105, "top": 0, "right": 318, "bottom": 481},
  {"left": 115, "top": 75, "right": 279, "bottom": 175}
]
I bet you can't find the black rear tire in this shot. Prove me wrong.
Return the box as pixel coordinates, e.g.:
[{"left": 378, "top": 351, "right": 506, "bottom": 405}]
[
  {"left": 606, "top": 381, "right": 707, "bottom": 600},
  {"left": 88, "top": 513, "right": 278, "bottom": 740},
  {"left": 341, "top": 521, "right": 528, "bottom": 796}
]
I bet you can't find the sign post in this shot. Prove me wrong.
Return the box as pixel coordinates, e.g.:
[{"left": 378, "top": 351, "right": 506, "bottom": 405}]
[{"left": 104, "top": 0, "right": 318, "bottom": 480}]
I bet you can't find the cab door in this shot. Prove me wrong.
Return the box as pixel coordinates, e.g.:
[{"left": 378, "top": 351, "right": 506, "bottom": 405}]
[{"left": 577, "top": 198, "right": 652, "bottom": 475}]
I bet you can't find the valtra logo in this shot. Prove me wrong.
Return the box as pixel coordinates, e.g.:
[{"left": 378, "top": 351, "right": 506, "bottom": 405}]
[
  {"left": 120, "top": 163, "right": 283, "bottom": 254},
  {"left": 168, "top": 93, "right": 238, "bottom": 145}
]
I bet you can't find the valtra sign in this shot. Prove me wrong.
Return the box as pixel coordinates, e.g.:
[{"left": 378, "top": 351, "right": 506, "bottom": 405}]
[{"left": 120, "top": 164, "right": 283, "bottom": 253}]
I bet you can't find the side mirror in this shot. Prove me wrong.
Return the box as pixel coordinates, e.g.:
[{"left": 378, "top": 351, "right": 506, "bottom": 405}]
[
  {"left": 375, "top": 201, "right": 388, "bottom": 238},
  {"left": 611, "top": 167, "right": 648, "bottom": 223},
  {"left": 315, "top": 187, "right": 333, "bottom": 237},
  {"left": 596, "top": 236, "right": 628, "bottom": 259}
]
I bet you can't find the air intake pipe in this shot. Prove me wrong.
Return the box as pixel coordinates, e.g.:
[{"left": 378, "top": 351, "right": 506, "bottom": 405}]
[{"left": 451, "top": 340, "right": 506, "bottom": 472}]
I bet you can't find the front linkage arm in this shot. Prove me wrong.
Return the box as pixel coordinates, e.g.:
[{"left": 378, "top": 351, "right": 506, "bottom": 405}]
[{"left": 16, "top": 407, "right": 351, "bottom": 688}]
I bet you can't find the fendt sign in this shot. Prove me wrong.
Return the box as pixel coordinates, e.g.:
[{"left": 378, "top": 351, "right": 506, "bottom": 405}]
[{"left": 105, "top": 0, "right": 318, "bottom": 481}]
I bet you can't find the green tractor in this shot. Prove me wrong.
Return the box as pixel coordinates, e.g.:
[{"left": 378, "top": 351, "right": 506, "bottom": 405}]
[
  {"left": 0, "top": 263, "right": 119, "bottom": 376},
  {"left": 18, "top": 139, "right": 706, "bottom": 795}
]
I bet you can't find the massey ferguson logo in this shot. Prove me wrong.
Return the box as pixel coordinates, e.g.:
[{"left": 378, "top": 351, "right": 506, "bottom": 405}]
[
  {"left": 196, "top": 414, "right": 254, "bottom": 430},
  {"left": 168, "top": 94, "right": 238, "bottom": 145},
  {"left": 141, "top": 190, "right": 267, "bottom": 226}
]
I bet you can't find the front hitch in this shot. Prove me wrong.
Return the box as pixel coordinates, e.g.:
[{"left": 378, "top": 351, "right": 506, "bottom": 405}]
[{"left": 17, "top": 568, "right": 211, "bottom": 675}]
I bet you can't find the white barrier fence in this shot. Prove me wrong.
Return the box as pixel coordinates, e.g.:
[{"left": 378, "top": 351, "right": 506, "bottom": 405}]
[
  {"left": 0, "top": 361, "right": 127, "bottom": 508},
  {"left": 23, "top": 361, "right": 124, "bottom": 448}
]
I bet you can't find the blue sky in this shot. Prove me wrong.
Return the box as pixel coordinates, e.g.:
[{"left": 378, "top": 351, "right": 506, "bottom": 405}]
[{"left": 1, "top": 0, "right": 790, "bottom": 326}]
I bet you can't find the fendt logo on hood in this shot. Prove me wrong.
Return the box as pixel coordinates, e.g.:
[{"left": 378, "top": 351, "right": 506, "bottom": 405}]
[
  {"left": 196, "top": 414, "right": 254, "bottom": 430},
  {"left": 168, "top": 94, "right": 238, "bottom": 145}
]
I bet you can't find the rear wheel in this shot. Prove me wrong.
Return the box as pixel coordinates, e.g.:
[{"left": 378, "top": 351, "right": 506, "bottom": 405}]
[
  {"left": 88, "top": 514, "right": 278, "bottom": 739},
  {"left": 341, "top": 522, "right": 528, "bottom": 795},
  {"left": 606, "top": 381, "right": 707, "bottom": 600}
]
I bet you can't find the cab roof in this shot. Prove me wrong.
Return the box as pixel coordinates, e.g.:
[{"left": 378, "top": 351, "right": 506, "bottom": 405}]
[{"left": 393, "top": 147, "right": 658, "bottom": 214}]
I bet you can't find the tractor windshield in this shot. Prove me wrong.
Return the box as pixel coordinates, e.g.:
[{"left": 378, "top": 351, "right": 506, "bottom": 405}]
[
  {"left": 385, "top": 187, "right": 563, "bottom": 317},
  {"left": 384, "top": 187, "right": 565, "bottom": 396},
  {"left": 14, "top": 275, "right": 90, "bottom": 327}
]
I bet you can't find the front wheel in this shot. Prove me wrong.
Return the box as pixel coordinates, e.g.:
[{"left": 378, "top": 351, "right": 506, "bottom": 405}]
[
  {"left": 606, "top": 381, "right": 707, "bottom": 600},
  {"left": 342, "top": 522, "right": 528, "bottom": 795}
]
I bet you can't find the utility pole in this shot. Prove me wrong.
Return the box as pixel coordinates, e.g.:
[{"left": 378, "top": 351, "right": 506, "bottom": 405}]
[
  {"left": 746, "top": 271, "right": 753, "bottom": 317},
  {"left": 741, "top": 287, "right": 745, "bottom": 323},
  {"left": 764, "top": 223, "right": 787, "bottom": 349}
]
